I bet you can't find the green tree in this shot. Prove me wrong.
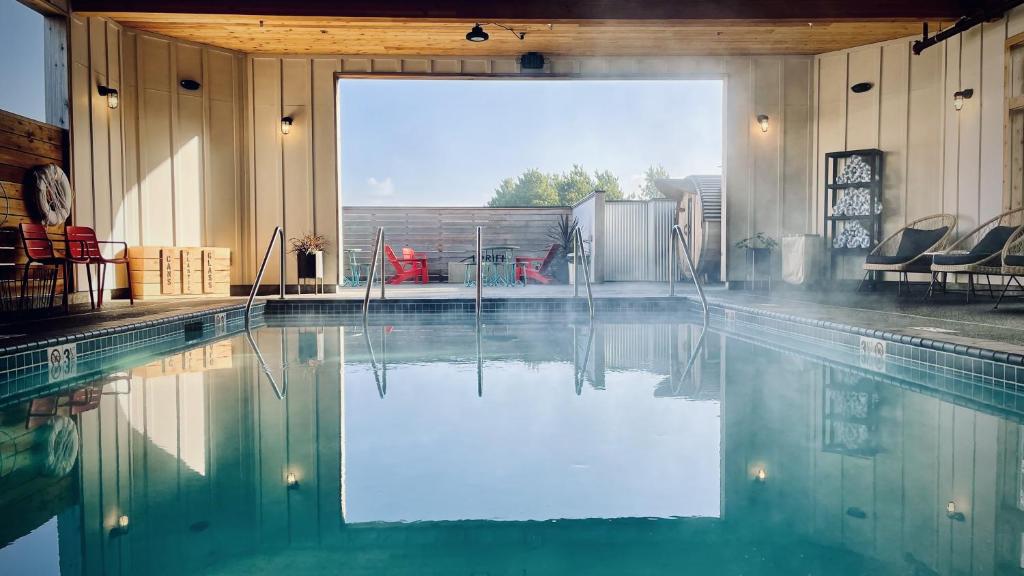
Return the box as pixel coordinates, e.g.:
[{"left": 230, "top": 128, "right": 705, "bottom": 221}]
[
  {"left": 486, "top": 165, "right": 624, "bottom": 206},
  {"left": 593, "top": 170, "right": 623, "bottom": 200},
  {"left": 487, "top": 168, "right": 557, "bottom": 207},
  {"left": 633, "top": 164, "right": 671, "bottom": 200}
]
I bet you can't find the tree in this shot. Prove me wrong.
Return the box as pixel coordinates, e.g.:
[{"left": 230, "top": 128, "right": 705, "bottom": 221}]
[
  {"left": 487, "top": 165, "right": 623, "bottom": 207},
  {"left": 632, "top": 165, "right": 671, "bottom": 200},
  {"left": 593, "top": 170, "right": 623, "bottom": 200},
  {"left": 487, "top": 168, "right": 557, "bottom": 207}
]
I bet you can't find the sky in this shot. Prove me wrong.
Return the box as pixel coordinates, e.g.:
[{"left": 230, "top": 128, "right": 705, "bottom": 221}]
[
  {"left": 0, "top": 0, "right": 45, "bottom": 122},
  {"left": 340, "top": 78, "right": 722, "bottom": 206}
]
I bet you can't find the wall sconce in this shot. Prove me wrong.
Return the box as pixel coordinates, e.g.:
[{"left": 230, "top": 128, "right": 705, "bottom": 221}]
[
  {"left": 110, "top": 514, "right": 130, "bottom": 536},
  {"left": 756, "top": 114, "right": 769, "bottom": 133},
  {"left": 97, "top": 85, "right": 119, "bottom": 109},
  {"left": 946, "top": 501, "right": 965, "bottom": 521},
  {"left": 286, "top": 472, "right": 299, "bottom": 489},
  {"left": 754, "top": 468, "right": 767, "bottom": 483},
  {"left": 281, "top": 116, "right": 293, "bottom": 135},
  {"left": 953, "top": 89, "right": 974, "bottom": 111}
]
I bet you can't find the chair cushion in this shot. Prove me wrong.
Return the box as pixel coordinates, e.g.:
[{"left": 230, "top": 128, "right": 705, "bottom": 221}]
[
  {"left": 932, "top": 252, "right": 994, "bottom": 266},
  {"left": 970, "top": 226, "right": 1018, "bottom": 255},
  {"left": 865, "top": 254, "right": 933, "bottom": 268},
  {"left": 1005, "top": 254, "right": 1024, "bottom": 267},
  {"left": 894, "top": 227, "right": 947, "bottom": 258}
]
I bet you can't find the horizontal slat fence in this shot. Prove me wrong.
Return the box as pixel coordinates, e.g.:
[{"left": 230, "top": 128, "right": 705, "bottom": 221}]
[{"left": 342, "top": 206, "right": 571, "bottom": 281}]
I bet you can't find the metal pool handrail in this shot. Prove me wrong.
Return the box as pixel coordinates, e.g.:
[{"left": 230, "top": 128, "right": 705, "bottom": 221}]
[
  {"left": 475, "top": 226, "right": 482, "bottom": 318},
  {"left": 362, "top": 227, "right": 385, "bottom": 321},
  {"left": 572, "top": 227, "right": 594, "bottom": 318},
  {"left": 669, "top": 224, "right": 709, "bottom": 317},
  {"left": 246, "top": 226, "right": 285, "bottom": 327}
]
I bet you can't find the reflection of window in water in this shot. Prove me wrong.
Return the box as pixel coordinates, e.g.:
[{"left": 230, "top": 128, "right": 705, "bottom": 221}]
[{"left": 1018, "top": 428, "right": 1024, "bottom": 511}]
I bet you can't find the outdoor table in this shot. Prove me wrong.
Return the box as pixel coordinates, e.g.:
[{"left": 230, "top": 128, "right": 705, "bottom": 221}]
[
  {"left": 483, "top": 246, "right": 519, "bottom": 286},
  {"left": 343, "top": 248, "right": 365, "bottom": 286}
]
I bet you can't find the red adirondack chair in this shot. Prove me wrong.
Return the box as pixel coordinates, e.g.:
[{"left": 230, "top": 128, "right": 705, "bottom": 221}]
[
  {"left": 384, "top": 244, "right": 427, "bottom": 284},
  {"left": 20, "top": 222, "right": 86, "bottom": 312},
  {"left": 515, "top": 243, "right": 560, "bottom": 285},
  {"left": 65, "top": 226, "right": 133, "bottom": 307},
  {"left": 401, "top": 246, "right": 430, "bottom": 282}
]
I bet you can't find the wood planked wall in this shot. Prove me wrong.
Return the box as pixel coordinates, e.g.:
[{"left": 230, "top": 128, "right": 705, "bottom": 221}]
[
  {"left": 812, "top": 6, "right": 1024, "bottom": 278},
  {"left": 248, "top": 54, "right": 814, "bottom": 285},
  {"left": 0, "top": 109, "right": 69, "bottom": 290},
  {"left": 69, "top": 16, "right": 246, "bottom": 293}
]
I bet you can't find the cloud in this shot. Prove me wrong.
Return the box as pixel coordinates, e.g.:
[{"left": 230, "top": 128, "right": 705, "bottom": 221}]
[{"left": 366, "top": 176, "right": 395, "bottom": 197}]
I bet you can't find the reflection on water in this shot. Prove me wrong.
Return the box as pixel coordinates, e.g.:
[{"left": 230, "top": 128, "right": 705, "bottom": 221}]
[{"left": 0, "top": 315, "right": 1022, "bottom": 574}]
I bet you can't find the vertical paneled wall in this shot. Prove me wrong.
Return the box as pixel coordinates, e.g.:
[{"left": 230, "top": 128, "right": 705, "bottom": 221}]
[
  {"left": 812, "top": 6, "right": 1024, "bottom": 278},
  {"left": 246, "top": 55, "right": 813, "bottom": 285},
  {"left": 70, "top": 16, "right": 246, "bottom": 292}
]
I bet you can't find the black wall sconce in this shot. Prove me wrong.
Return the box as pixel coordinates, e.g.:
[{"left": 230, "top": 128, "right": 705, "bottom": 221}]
[
  {"left": 946, "top": 501, "right": 966, "bottom": 521},
  {"left": 281, "top": 116, "right": 293, "bottom": 135},
  {"left": 850, "top": 82, "right": 874, "bottom": 94},
  {"left": 180, "top": 79, "right": 201, "bottom": 91},
  {"left": 953, "top": 88, "right": 974, "bottom": 111},
  {"left": 756, "top": 114, "right": 769, "bottom": 133},
  {"left": 97, "top": 85, "right": 119, "bottom": 109}
]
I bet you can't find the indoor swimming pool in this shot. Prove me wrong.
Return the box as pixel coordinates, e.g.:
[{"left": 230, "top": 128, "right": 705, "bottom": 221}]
[{"left": 1, "top": 309, "right": 1023, "bottom": 575}]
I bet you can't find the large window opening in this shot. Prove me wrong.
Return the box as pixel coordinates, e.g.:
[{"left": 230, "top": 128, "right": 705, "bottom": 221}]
[
  {"left": 0, "top": 0, "right": 46, "bottom": 122},
  {"left": 338, "top": 78, "right": 723, "bottom": 207}
]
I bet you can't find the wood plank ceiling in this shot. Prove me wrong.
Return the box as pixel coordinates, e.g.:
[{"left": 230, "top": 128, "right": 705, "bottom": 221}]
[{"left": 83, "top": 15, "right": 950, "bottom": 56}]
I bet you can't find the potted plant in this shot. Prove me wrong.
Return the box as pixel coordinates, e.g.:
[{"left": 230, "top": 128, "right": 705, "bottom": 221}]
[
  {"left": 547, "top": 215, "right": 582, "bottom": 284},
  {"left": 735, "top": 232, "right": 778, "bottom": 282},
  {"left": 289, "top": 232, "right": 328, "bottom": 281}
]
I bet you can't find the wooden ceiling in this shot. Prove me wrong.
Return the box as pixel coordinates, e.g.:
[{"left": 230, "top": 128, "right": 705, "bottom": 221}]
[{"left": 91, "top": 14, "right": 947, "bottom": 56}]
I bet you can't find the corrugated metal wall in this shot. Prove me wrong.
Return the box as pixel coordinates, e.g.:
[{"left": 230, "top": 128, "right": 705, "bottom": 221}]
[{"left": 603, "top": 200, "right": 677, "bottom": 281}]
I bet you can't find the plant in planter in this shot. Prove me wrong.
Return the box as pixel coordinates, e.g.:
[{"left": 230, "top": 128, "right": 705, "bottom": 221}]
[
  {"left": 289, "top": 233, "right": 329, "bottom": 282},
  {"left": 547, "top": 215, "right": 585, "bottom": 284},
  {"left": 735, "top": 232, "right": 778, "bottom": 281}
]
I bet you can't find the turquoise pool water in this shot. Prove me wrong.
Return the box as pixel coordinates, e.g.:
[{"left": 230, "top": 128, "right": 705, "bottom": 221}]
[{"left": 0, "top": 312, "right": 1020, "bottom": 575}]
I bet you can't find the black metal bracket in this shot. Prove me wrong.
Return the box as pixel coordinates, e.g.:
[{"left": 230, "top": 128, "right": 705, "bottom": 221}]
[{"left": 913, "top": 0, "right": 1024, "bottom": 55}]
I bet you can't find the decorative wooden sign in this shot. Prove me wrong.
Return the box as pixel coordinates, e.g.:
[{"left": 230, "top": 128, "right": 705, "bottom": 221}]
[
  {"left": 181, "top": 248, "right": 202, "bottom": 294},
  {"left": 161, "top": 248, "right": 178, "bottom": 294},
  {"left": 204, "top": 249, "right": 216, "bottom": 293}
]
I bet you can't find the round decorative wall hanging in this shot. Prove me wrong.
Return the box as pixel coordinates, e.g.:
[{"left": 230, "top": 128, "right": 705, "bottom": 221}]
[{"left": 32, "top": 164, "right": 73, "bottom": 226}]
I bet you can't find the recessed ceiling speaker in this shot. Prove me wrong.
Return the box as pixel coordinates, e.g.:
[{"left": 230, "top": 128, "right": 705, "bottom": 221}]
[
  {"left": 520, "top": 52, "right": 545, "bottom": 70},
  {"left": 850, "top": 82, "right": 873, "bottom": 93},
  {"left": 180, "top": 79, "right": 201, "bottom": 91}
]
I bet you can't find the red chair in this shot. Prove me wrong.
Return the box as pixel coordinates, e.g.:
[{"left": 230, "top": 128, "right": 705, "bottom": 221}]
[
  {"left": 20, "top": 222, "right": 86, "bottom": 312},
  {"left": 401, "top": 246, "right": 430, "bottom": 282},
  {"left": 515, "top": 244, "right": 560, "bottom": 285},
  {"left": 384, "top": 244, "right": 427, "bottom": 284},
  {"left": 65, "top": 226, "right": 132, "bottom": 307}
]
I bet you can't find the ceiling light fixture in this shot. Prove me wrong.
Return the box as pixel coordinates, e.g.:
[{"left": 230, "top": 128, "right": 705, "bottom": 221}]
[
  {"left": 466, "top": 24, "right": 489, "bottom": 42},
  {"left": 466, "top": 22, "right": 526, "bottom": 43},
  {"left": 953, "top": 88, "right": 974, "bottom": 111},
  {"left": 98, "top": 85, "right": 119, "bottom": 109}
]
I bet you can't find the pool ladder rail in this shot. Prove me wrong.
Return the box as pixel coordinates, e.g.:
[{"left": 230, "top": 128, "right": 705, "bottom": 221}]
[
  {"left": 246, "top": 225, "right": 286, "bottom": 327},
  {"left": 668, "top": 224, "right": 709, "bottom": 317}
]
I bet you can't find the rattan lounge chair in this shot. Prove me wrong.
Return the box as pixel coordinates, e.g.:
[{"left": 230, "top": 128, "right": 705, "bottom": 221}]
[
  {"left": 860, "top": 213, "right": 956, "bottom": 296},
  {"left": 928, "top": 208, "right": 1024, "bottom": 302},
  {"left": 994, "top": 226, "right": 1024, "bottom": 309}
]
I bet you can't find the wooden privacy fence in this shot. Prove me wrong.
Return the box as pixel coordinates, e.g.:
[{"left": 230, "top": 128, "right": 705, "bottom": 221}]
[{"left": 342, "top": 206, "right": 571, "bottom": 280}]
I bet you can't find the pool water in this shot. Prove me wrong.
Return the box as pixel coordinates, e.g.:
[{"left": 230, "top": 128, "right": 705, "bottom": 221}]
[{"left": 0, "top": 312, "right": 1020, "bottom": 575}]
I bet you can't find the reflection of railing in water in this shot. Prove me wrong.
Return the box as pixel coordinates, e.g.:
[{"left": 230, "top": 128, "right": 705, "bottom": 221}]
[
  {"left": 574, "top": 321, "right": 595, "bottom": 395},
  {"left": 362, "top": 320, "right": 387, "bottom": 398},
  {"left": 244, "top": 328, "right": 288, "bottom": 400},
  {"left": 664, "top": 322, "right": 708, "bottom": 397}
]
